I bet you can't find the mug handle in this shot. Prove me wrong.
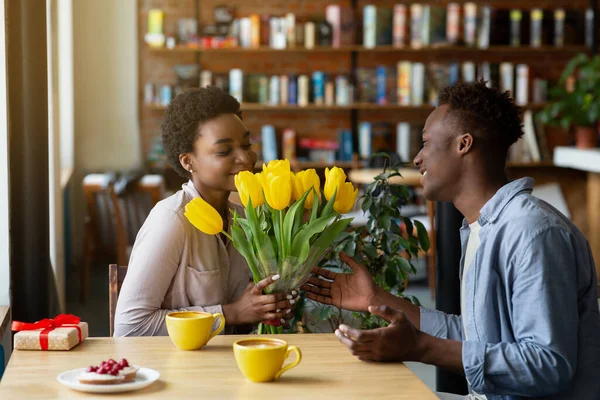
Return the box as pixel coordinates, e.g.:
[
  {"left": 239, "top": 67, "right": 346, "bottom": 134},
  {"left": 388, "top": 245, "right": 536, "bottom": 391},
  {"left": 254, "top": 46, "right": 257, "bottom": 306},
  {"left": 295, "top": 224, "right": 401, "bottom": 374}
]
[
  {"left": 207, "top": 313, "right": 225, "bottom": 341},
  {"left": 275, "top": 345, "right": 302, "bottom": 380}
]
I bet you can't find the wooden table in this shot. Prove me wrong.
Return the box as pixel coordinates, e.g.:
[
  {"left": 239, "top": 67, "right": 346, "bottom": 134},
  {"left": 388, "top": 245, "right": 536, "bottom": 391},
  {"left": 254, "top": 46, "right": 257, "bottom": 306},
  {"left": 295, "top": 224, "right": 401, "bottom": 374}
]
[
  {"left": 348, "top": 168, "right": 423, "bottom": 187},
  {"left": 0, "top": 334, "right": 438, "bottom": 399}
]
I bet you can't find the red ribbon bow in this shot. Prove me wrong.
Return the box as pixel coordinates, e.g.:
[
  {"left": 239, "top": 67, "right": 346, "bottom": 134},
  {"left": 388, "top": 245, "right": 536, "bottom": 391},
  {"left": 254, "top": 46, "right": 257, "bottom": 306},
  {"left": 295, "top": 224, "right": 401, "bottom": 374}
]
[{"left": 12, "top": 314, "right": 82, "bottom": 350}]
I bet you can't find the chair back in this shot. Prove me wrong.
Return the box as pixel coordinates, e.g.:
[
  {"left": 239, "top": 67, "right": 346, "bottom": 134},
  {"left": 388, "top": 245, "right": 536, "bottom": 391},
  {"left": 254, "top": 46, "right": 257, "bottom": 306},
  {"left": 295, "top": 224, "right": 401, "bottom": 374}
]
[
  {"left": 109, "top": 174, "right": 165, "bottom": 266},
  {"left": 108, "top": 264, "right": 128, "bottom": 337}
]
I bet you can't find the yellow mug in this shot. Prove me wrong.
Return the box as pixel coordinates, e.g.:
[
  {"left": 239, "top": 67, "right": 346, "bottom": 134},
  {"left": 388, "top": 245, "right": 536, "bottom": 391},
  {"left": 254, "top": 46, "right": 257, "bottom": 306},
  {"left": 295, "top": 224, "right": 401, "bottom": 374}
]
[
  {"left": 233, "top": 338, "right": 302, "bottom": 382},
  {"left": 165, "top": 311, "right": 225, "bottom": 350}
]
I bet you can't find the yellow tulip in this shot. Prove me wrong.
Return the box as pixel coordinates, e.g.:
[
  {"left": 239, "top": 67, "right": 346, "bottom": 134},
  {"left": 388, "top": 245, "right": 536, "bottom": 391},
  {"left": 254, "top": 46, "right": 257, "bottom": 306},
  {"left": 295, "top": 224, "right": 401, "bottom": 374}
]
[
  {"left": 184, "top": 197, "right": 223, "bottom": 235},
  {"left": 235, "top": 171, "right": 264, "bottom": 207},
  {"left": 324, "top": 166, "right": 347, "bottom": 200},
  {"left": 294, "top": 169, "right": 320, "bottom": 209},
  {"left": 258, "top": 161, "right": 292, "bottom": 210},
  {"left": 290, "top": 173, "right": 304, "bottom": 203},
  {"left": 333, "top": 182, "right": 358, "bottom": 214},
  {"left": 262, "top": 159, "right": 291, "bottom": 176}
]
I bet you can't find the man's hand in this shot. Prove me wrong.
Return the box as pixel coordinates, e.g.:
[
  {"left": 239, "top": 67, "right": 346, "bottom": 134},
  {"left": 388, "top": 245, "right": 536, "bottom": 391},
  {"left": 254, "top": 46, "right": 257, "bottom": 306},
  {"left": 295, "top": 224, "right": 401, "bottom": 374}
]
[
  {"left": 301, "top": 252, "right": 379, "bottom": 312},
  {"left": 334, "top": 305, "right": 424, "bottom": 362}
]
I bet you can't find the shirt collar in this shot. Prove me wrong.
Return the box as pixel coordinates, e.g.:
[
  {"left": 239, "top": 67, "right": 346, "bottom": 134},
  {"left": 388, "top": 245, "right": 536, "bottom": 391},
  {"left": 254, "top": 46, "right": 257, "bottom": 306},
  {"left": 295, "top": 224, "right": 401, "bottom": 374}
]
[{"left": 477, "top": 177, "right": 535, "bottom": 226}]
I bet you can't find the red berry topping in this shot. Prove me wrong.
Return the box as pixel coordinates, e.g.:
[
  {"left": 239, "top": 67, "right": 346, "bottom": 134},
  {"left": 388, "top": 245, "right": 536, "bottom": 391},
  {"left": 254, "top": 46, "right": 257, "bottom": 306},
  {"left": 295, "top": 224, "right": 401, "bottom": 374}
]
[
  {"left": 119, "top": 359, "right": 129, "bottom": 368},
  {"left": 86, "top": 366, "right": 97, "bottom": 373},
  {"left": 109, "top": 368, "right": 119, "bottom": 376},
  {"left": 107, "top": 358, "right": 117, "bottom": 365},
  {"left": 97, "top": 367, "right": 108, "bottom": 375}
]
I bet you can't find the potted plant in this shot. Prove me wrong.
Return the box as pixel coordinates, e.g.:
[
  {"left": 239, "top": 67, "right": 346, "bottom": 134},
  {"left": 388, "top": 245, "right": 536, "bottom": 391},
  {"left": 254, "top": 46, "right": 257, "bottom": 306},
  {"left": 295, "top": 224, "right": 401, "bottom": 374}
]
[
  {"left": 299, "top": 156, "right": 428, "bottom": 331},
  {"left": 538, "top": 53, "right": 600, "bottom": 149}
]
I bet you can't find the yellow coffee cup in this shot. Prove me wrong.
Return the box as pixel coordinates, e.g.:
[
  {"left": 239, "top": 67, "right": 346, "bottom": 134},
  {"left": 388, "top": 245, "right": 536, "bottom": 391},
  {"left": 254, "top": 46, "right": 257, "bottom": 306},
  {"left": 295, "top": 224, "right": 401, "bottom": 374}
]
[
  {"left": 233, "top": 338, "right": 302, "bottom": 382},
  {"left": 165, "top": 311, "right": 225, "bottom": 350}
]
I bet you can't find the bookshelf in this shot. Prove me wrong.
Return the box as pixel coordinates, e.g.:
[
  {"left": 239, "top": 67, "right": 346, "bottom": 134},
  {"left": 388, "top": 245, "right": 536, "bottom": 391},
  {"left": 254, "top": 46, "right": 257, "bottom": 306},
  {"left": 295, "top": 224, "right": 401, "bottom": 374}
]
[{"left": 138, "top": 0, "right": 597, "bottom": 177}]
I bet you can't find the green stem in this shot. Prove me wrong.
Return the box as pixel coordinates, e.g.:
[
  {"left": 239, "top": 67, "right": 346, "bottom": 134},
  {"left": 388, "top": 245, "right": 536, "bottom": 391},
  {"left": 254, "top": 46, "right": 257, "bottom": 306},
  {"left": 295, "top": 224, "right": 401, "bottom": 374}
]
[
  {"left": 279, "top": 209, "right": 285, "bottom": 264},
  {"left": 221, "top": 231, "right": 233, "bottom": 241}
]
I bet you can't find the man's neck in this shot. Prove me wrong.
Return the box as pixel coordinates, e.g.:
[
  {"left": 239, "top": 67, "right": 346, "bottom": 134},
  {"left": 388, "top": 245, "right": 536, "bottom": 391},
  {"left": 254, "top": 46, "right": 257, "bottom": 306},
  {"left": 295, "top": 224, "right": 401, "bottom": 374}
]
[{"left": 453, "top": 172, "right": 508, "bottom": 225}]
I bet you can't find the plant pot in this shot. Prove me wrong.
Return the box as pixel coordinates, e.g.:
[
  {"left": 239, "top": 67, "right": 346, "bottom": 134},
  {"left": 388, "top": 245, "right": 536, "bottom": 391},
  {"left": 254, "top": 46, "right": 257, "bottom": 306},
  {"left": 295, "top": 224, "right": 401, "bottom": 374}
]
[{"left": 575, "top": 126, "right": 598, "bottom": 149}]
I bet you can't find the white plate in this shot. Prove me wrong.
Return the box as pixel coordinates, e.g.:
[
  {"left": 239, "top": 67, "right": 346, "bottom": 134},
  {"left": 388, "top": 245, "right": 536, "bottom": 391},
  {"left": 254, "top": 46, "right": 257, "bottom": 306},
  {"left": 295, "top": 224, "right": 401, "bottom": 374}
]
[{"left": 57, "top": 367, "right": 160, "bottom": 393}]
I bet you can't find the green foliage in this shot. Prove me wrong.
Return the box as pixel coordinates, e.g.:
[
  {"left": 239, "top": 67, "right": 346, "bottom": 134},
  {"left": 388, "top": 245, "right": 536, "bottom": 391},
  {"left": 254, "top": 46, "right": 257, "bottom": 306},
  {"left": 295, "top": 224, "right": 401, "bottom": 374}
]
[
  {"left": 538, "top": 54, "right": 600, "bottom": 129},
  {"left": 308, "top": 156, "right": 428, "bottom": 330}
]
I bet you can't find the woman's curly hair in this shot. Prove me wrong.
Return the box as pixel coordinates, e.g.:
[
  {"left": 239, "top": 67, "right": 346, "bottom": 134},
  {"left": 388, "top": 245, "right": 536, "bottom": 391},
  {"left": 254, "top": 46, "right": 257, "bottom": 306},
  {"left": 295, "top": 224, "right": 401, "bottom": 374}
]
[
  {"left": 438, "top": 80, "right": 524, "bottom": 161},
  {"left": 161, "top": 86, "right": 241, "bottom": 178}
]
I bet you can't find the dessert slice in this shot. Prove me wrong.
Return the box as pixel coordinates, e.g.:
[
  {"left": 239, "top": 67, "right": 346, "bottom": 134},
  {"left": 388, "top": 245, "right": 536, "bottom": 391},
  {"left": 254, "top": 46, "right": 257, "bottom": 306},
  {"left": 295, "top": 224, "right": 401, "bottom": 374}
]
[{"left": 78, "top": 358, "right": 139, "bottom": 385}]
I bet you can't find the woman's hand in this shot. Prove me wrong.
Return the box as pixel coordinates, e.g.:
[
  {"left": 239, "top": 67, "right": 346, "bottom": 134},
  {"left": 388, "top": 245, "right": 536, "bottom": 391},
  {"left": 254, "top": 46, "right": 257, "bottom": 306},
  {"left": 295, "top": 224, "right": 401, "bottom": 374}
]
[{"left": 223, "top": 275, "right": 297, "bottom": 326}]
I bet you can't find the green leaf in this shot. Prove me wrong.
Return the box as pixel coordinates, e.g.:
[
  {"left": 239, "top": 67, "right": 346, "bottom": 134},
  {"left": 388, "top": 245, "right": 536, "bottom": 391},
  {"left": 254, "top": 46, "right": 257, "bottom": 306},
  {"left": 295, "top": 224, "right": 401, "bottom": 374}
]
[
  {"left": 361, "top": 197, "right": 372, "bottom": 213},
  {"left": 231, "top": 225, "right": 259, "bottom": 281},
  {"left": 414, "top": 220, "right": 430, "bottom": 252},
  {"left": 343, "top": 240, "right": 357, "bottom": 256},
  {"left": 320, "top": 189, "right": 337, "bottom": 218},
  {"left": 290, "top": 214, "right": 336, "bottom": 264},
  {"left": 384, "top": 265, "right": 398, "bottom": 288},
  {"left": 236, "top": 218, "right": 254, "bottom": 244},
  {"left": 363, "top": 243, "right": 378, "bottom": 259},
  {"left": 304, "top": 218, "right": 353, "bottom": 267},
  {"left": 283, "top": 189, "right": 309, "bottom": 256}
]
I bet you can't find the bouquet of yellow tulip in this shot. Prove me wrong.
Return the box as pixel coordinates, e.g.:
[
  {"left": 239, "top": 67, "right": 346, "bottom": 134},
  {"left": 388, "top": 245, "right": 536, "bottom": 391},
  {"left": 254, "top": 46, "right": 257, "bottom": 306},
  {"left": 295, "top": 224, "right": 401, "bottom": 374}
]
[{"left": 184, "top": 159, "right": 358, "bottom": 334}]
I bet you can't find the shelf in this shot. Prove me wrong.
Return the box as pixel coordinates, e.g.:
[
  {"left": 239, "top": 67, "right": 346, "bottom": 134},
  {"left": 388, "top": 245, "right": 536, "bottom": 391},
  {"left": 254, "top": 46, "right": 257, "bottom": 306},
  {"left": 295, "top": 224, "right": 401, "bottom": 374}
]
[
  {"left": 506, "top": 161, "right": 555, "bottom": 168},
  {"left": 147, "top": 103, "right": 549, "bottom": 112},
  {"left": 148, "top": 45, "right": 589, "bottom": 55}
]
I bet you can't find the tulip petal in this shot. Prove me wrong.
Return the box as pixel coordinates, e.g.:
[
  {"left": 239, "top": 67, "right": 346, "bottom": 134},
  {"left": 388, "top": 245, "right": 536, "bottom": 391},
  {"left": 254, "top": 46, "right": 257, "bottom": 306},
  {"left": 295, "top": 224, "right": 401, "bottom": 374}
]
[{"left": 184, "top": 198, "right": 223, "bottom": 235}]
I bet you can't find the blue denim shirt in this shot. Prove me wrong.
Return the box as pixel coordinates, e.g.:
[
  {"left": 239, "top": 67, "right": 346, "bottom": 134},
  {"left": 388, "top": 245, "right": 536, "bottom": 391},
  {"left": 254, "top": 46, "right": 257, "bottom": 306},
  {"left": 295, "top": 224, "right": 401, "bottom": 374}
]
[{"left": 421, "top": 178, "right": 600, "bottom": 399}]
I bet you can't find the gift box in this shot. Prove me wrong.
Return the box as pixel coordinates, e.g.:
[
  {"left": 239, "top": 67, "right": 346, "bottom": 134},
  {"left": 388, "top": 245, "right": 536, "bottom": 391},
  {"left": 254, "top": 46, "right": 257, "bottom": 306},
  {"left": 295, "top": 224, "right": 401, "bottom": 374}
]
[{"left": 12, "top": 314, "right": 88, "bottom": 351}]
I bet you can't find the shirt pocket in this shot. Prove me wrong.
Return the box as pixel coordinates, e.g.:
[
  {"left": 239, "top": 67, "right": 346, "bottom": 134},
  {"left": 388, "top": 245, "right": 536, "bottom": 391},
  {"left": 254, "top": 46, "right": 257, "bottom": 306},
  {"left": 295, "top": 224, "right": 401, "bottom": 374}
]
[{"left": 185, "top": 267, "right": 223, "bottom": 306}]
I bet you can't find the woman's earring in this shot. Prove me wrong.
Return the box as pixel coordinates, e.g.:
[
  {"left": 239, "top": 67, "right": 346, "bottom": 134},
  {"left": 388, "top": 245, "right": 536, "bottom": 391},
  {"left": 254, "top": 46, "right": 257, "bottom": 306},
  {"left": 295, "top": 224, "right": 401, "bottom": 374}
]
[{"left": 189, "top": 169, "right": 193, "bottom": 174}]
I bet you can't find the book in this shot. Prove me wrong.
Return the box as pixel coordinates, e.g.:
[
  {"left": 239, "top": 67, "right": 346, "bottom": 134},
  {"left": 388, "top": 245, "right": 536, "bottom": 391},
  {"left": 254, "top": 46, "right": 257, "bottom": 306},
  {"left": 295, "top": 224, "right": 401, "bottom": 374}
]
[
  {"left": 282, "top": 128, "right": 296, "bottom": 160},
  {"left": 318, "top": 21, "right": 334, "bottom": 46},
  {"left": 376, "top": 66, "right": 387, "bottom": 105},
  {"left": 335, "top": 76, "right": 349, "bottom": 105},
  {"left": 258, "top": 75, "right": 269, "bottom": 104},
  {"left": 478, "top": 62, "right": 491, "bottom": 87},
  {"left": 523, "top": 110, "right": 541, "bottom": 162},
  {"left": 280, "top": 75, "right": 289, "bottom": 105},
  {"left": 585, "top": 9, "right": 594, "bottom": 48},
  {"left": 410, "top": 4, "right": 424, "bottom": 48},
  {"left": 312, "top": 72, "right": 325, "bottom": 105},
  {"left": 298, "top": 75, "right": 309, "bottom": 106},
  {"left": 326, "top": 5, "right": 341, "bottom": 47},
  {"left": 269, "top": 75, "right": 280, "bottom": 105},
  {"left": 200, "top": 70, "right": 212, "bottom": 88},
  {"left": 429, "top": 6, "right": 447, "bottom": 45},
  {"left": 477, "top": 6, "right": 491, "bottom": 49},
  {"left": 397, "top": 62, "right": 412, "bottom": 105},
  {"left": 515, "top": 64, "right": 529, "bottom": 106},
  {"left": 396, "top": 122, "right": 411, "bottom": 163},
  {"left": 530, "top": 9, "right": 543, "bottom": 48},
  {"left": 393, "top": 4, "right": 407, "bottom": 47},
  {"left": 229, "top": 69, "right": 243, "bottom": 102},
  {"left": 499, "top": 62, "right": 514, "bottom": 97},
  {"left": 448, "top": 63, "right": 460, "bottom": 85},
  {"left": 510, "top": 10, "right": 522, "bottom": 46},
  {"left": 304, "top": 22, "right": 316, "bottom": 49},
  {"left": 325, "top": 80, "right": 335, "bottom": 105},
  {"left": 339, "top": 7, "right": 357, "bottom": 46},
  {"left": 426, "top": 63, "right": 450, "bottom": 106},
  {"left": 446, "top": 3, "right": 460, "bottom": 44},
  {"left": 288, "top": 75, "right": 297, "bottom": 105},
  {"left": 261, "top": 125, "right": 278, "bottom": 162},
  {"left": 411, "top": 63, "right": 425, "bottom": 106},
  {"left": 177, "top": 19, "right": 198, "bottom": 44},
  {"left": 462, "top": 62, "right": 476, "bottom": 83},
  {"left": 532, "top": 79, "right": 547, "bottom": 104},
  {"left": 285, "top": 13, "right": 296, "bottom": 48},
  {"left": 250, "top": 14, "right": 260, "bottom": 48},
  {"left": 363, "top": 5, "right": 376, "bottom": 48},
  {"left": 376, "top": 7, "right": 393, "bottom": 46},
  {"left": 533, "top": 112, "right": 551, "bottom": 160},
  {"left": 338, "top": 130, "right": 354, "bottom": 161},
  {"left": 240, "top": 18, "right": 252, "bottom": 48},
  {"left": 421, "top": 5, "right": 431, "bottom": 46},
  {"left": 464, "top": 3, "right": 477, "bottom": 47},
  {"left": 359, "top": 122, "right": 372, "bottom": 160},
  {"left": 554, "top": 9, "right": 565, "bottom": 47},
  {"left": 260, "top": 15, "right": 271, "bottom": 46}
]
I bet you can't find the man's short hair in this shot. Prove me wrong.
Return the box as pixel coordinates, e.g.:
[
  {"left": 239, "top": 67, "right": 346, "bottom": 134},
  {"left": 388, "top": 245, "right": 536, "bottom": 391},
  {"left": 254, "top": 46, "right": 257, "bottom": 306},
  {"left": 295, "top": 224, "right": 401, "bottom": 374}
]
[{"left": 438, "top": 81, "right": 524, "bottom": 160}]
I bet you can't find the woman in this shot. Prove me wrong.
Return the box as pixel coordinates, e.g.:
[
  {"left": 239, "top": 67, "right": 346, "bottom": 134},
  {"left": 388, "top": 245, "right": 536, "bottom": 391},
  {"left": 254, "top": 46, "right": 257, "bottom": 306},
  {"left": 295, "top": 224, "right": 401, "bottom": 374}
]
[{"left": 114, "top": 86, "right": 295, "bottom": 336}]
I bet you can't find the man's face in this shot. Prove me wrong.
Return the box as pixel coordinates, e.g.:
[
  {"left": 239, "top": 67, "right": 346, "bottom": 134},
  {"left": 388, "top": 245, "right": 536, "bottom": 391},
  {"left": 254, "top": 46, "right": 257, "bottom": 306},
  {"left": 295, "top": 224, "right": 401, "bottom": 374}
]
[{"left": 413, "top": 104, "right": 462, "bottom": 202}]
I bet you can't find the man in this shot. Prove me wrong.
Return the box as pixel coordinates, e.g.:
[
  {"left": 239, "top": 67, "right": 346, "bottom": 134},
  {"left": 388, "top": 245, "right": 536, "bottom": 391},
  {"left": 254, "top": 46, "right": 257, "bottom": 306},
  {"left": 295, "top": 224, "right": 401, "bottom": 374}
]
[{"left": 303, "top": 81, "right": 600, "bottom": 399}]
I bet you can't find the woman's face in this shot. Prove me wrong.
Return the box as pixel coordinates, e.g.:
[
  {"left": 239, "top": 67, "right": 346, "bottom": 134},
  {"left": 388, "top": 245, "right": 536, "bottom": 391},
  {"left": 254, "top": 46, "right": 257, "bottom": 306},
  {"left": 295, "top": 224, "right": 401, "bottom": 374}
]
[{"left": 181, "top": 113, "right": 257, "bottom": 193}]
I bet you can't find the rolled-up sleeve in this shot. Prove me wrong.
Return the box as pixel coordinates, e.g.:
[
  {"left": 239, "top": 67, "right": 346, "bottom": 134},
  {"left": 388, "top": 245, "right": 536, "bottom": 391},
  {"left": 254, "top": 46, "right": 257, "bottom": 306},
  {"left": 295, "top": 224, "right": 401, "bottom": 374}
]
[
  {"left": 463, "top": 227, "right": 578, "bottom": 397},
  {"left": 420, "top": 307, "right": 464, "bottom": 341}
]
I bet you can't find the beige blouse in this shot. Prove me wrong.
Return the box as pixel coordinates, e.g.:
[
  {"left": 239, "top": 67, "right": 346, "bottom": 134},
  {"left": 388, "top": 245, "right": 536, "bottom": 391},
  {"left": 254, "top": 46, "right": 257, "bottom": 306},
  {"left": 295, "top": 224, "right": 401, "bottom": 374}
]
[{"left": 113, "top": 181, "right": 251, "bottom": 337}]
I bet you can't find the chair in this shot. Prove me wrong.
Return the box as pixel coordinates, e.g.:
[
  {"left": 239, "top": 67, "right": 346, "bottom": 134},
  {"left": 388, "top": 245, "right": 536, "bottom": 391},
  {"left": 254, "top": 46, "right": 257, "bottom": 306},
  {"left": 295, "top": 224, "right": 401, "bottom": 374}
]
[
  {"left": 109, "top": 174, "right": 165, "bottom": 266},
  {"left": 108, "top": 264, "right": 128, "bottom": 337},
  {"left": 81, "top": 173, "right": 117, "bottom": 302}
]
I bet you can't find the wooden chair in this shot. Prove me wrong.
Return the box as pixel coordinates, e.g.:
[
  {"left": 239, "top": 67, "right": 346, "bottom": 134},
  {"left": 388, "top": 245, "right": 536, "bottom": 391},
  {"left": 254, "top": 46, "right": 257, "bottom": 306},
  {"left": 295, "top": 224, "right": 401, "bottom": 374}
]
[
  {"left": 81, "top": 173, "right": 116, "bottom": 302},
  {"left": 108, "top": 264, "right": 128, "bottom": 337},
  {"left": 109, "top": 174, "right": 165, "bottom": 266}
]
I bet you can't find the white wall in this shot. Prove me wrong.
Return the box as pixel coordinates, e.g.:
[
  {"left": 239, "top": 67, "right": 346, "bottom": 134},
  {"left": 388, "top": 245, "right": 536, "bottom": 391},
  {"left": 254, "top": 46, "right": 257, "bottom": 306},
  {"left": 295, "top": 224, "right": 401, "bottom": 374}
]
[
  {"left": 71, "top": 0, "right": 140, "bottom": 262},
  {"left": 0, "top": 0, "right": 11, "bottom": 307}
]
